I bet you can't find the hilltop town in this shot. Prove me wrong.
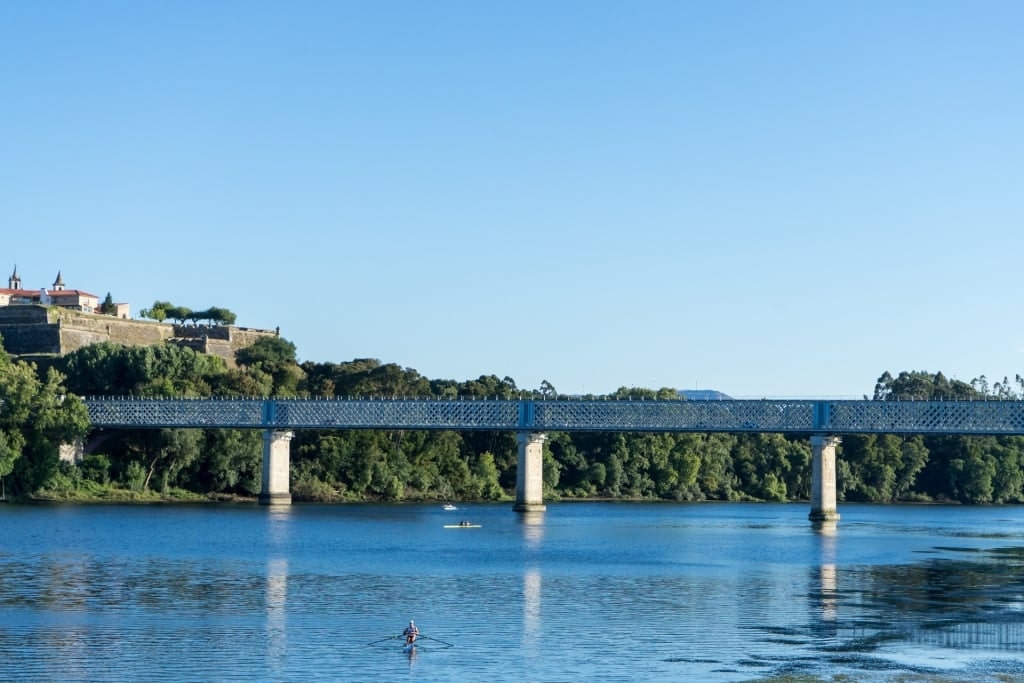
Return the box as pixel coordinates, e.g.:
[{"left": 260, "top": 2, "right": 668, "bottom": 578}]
[
  {"left": 0, "top": 266, "right": 274, "bottom": 365},
  {"left": 0, "top": 266, "right": 129, "bottom": 317}
]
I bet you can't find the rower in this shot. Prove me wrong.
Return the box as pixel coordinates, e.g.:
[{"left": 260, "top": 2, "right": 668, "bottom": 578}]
[{"left": 403, "top": 620, "right": 419, "bottom": 644}]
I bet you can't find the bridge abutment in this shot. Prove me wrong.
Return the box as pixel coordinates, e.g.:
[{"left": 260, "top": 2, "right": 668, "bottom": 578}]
[
  {"left": 259, "top": 429, "right": 294, "bottom": 506},
  {"left": 513, "top": 432, "right": 547, "bottom": 512},
  {"left": 809, "top": 435, "right": 840, "bottom": 522}
]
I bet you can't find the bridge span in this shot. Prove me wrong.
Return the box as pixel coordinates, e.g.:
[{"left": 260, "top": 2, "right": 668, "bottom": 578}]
[{"left": 84, "top": 397, "right": 1024, "bottom": 521}]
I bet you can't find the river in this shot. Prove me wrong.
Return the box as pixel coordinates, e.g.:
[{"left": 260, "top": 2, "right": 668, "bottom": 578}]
[{"left": 1, "top": 502, "right": 1022, "bottom": 682}]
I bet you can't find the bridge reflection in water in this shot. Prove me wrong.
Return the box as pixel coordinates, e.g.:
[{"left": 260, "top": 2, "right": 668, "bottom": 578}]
[
  {"left": 813, "top": 521, "right": 838, "bottom": 624},
  {"left": 264, "top": 507, "right": 291, "bottom": 675},
  {"left": 265, "top": 556, "right": 288, "bottom": 674},
  {"left": 520, "top": 511, "right": 544, "bottom": 657},
  {"left": 84, "top": 397, "right": 1024, "bottom": 521},
  {"left": 804, "top": 522, "right": 1024, "bottom": 668}
]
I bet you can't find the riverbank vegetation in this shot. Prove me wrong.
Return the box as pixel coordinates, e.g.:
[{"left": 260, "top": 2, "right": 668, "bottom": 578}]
[{"left": 2, "top": 332, "right": 1024, "bottom": 505}]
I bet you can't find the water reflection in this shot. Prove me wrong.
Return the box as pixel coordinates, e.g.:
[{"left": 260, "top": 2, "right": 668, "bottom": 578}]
[
  {"left": 4, "top": 503, "right": 1024, "bottom": 682},
  {"left": 520, "top": 512, "right": 544, "bottom": 655},
  {"left": 265, "top": 505, "right": 292, "bottom": 676},
  {"left": 266, "top": 505, "right": 294, "bottom": 547},
  {"left": 519, "top": 511, "right": 545, "bottom": 549},
  {"left": 813, "top": 521, "right": 838, "bottom": 624},
  {"left": 265, "top": 557, "right": 288, "bottom": 674},
  {"left": 864, "top": 550, "right": 1024, "bottom": 652},
  {"left": 522, "top": 569, "right": 542, "bottom": 651}
]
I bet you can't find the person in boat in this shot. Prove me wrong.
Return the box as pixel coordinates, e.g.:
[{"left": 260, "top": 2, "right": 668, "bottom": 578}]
[
  {"left": 459, "top": 520, "right": 471, "bottom": 527},
  {"left": 403, "top": 620, "right": 419, "bottom": 644}
]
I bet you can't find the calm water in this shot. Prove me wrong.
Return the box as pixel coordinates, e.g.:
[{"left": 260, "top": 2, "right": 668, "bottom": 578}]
[{"left": 1, "top": 502, "right": 1023, "bottom": 682}]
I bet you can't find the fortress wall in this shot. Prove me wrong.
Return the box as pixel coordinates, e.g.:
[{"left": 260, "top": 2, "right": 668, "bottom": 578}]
[
  {"left": 0, "top": 306, "right": 276, "bottom": 361},
  {"left": 53, "top": 308, "right": 175, "bottom": 352},
  {"left": 230, "top": 327, "right": 278, "bottom": 348},
  {"left": 173, "top": 324, "right": 231, "bottom": 340},
  {"left": 0, "top": 322, "right": 62, "bottom": 354},
  {"left": 202, "top": 339, "right": 239, "bottom": 365},
  {"left": 168, "top": 328, "right": 276, "bottom": 366},
  {"left": 0, "top": 306, "right": 50, "bottom": 325},
  {"left": 0, "top": 306, "right": 61, "bottom": 354}
]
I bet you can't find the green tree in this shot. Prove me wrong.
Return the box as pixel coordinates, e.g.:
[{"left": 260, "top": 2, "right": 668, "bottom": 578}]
[
  {"left": 140, "top": 301, "right": 172, "bottom": 322},
  {"left": 665, "top": 433, "right": 704, "bottom": 500},
  {"left": 80, "top": 454, "right": 111, "bottom": 484},
  {"left": 473, "top": 452, "right": 505, "bottom": 499},
  {"left": 165, "top": 306, "right": 193, "bottom": 325},
  {"left": 59, "top": 342, "right": 224, "bottom": 397},
  {"left": 177, "top": 429, "right": 261, "bottom": 495},
  {"left": 208, "top": 367, "right": 274, "bottom": 397},
  {"left": 950, "top": 440, "right": 997, "bottom": 503},
  {"left": 537, "top": 380, "right": 558, "bottom": 398},
  {"left": 991, "top": 436, "right": 1024, "bottom": 503},
  {"left": 237, "top": 336, "right": 297, "bottom": 366},
  {"left": 829, "top": 432, "right": 928, "bottom": 503},
  {"left": 0, "top": 358, "right": 90, "bottom": 497},
  {"left": 236, "top": 336, "right": 304, "bottom": 396},
  {"left": 136, "top": 428, "right": 204, "bottom": 492},
  {"left": 697, "top": 433, "right": 738, "bottom": 500},
  {"left": 874, "top": 370, "right": 981, "bottom": 401},
  {"left": 100, "top": 293, "right": 117, "bottom": 315},
  {"left": 546, "top": 431, "right": 592, "bottom": 496},
  {"left": 205, "top": 307, "right": 237, "bottom": 326}
]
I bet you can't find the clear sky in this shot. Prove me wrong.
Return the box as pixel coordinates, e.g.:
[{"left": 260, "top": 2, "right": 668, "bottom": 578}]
[{"left": 3, "top": 1, "right": 1022, "bottom": 398}]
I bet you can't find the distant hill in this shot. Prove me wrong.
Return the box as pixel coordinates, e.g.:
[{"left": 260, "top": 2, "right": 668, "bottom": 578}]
[{"left": 678, "top": 389, "right": 733, "bottom": 401}]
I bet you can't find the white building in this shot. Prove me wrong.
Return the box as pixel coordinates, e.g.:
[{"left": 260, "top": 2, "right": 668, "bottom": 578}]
[{"left": 0, "top": 266, "right": 130, "bottom": 318}]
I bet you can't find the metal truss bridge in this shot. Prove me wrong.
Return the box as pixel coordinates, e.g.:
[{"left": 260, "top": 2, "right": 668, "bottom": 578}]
[{"left": 83, "top": 397, "right": 1024, "bottom": 436}]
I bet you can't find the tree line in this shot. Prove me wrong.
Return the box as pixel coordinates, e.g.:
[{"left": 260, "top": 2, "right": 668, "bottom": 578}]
[
  {"left": 2, "top": 331, "right": 1024, "bottom": 505},
  {"left": 138, "top": 300, "right": 237, "bottom": 326}
]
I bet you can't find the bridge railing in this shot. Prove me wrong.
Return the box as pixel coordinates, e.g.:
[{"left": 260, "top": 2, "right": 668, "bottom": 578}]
[{"left": 82, "top": 397, "right": 1024, "bottom": 436}]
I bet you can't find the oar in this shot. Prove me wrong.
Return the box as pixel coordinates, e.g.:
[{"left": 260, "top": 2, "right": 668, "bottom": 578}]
[
  {"left": 367, "top": 635, "right": 403, "bottom": 646},
  {"left": 419, "top": 635, "right": 454, "bottom": 648}
]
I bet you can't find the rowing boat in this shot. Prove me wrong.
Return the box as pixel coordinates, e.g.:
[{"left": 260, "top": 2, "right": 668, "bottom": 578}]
[
  {"left": 367, "top": 634, "right": 454, "bottom": 650},
  {"left": 443, "top": 524, "right": 481, "bottom": 528},
  {"left": 442, "top": 504, "right": 458, "bottom": 511}
]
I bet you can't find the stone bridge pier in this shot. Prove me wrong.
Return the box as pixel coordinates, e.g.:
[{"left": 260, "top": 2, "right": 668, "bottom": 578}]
[
  {"left": 513, "top": 431, "right": 547, "bottom": 512},
  {"left": 259, "top": 430, "right": 294, "bottom": 505},
  {"left": 809, "top": 435, "right": 840, "bottom": 522},
  {"left": 256, "top": 428, "right": 837, "bottom": 521}
]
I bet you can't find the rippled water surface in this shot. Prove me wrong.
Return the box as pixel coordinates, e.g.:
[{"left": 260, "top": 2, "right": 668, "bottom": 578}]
[{"left": 1, "top": 502, "right": 1023, "bottom": 682}]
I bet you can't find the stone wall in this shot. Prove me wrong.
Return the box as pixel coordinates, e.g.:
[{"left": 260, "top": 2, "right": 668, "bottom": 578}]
[
  {"left": 54, "top": 307, "right": 174, "bottom": 352},
  {"left": 0, "top": 305, "right": 276, "bottom": 366},
  {"left": 0, "top": 306, "right": 63, "bottom": 354}
]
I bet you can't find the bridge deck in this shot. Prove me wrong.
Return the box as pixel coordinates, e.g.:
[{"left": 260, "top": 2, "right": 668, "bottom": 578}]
[{"left": 82, "top": 398, "right": 1024, "bottom": 435}]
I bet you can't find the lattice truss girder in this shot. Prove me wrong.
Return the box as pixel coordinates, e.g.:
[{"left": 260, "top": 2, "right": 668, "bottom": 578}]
[
  {"left": 530, "top": 400, "right": 817, "bottom": 431},
  {"left": 83, "top": 398, "right": 1024, "bottom": 435},
  {"left": 85, "top": 399, "right": 265, "bottom": 427},
  {"left": 274, "top": 400, "right": 519, "bottom": 429},
  {"left": 84, "top": 398, "right": 521, "bottom": 429},
  {"left": 825, "top": 401, "right": 1024, "bottom": 434}
]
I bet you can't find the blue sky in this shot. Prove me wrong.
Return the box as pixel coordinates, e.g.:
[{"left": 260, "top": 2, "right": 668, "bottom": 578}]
[{"left": 3, "top": 1, "right": 1022, "bottom": 398}]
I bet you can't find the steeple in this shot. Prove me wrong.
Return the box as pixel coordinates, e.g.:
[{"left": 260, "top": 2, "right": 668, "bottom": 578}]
[
  {"left": 52, "top": 270, "right": 65, "bottom": 291},
  {"left": 9, "top": 265, "right": 21, "bottom": 290}
]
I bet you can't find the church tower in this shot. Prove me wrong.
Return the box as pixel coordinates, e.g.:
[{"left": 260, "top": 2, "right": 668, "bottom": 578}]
[
  {"left": 9, "top": 265, "right": 21, "bottom": 290},
  {"left": 52, "top": 270, "right": 65, "bottom": 291}
]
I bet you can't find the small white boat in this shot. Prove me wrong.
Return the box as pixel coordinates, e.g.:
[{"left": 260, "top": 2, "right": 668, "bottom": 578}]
[{"left": 442, "top": 503, "right": 458, "bottom": 511}]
